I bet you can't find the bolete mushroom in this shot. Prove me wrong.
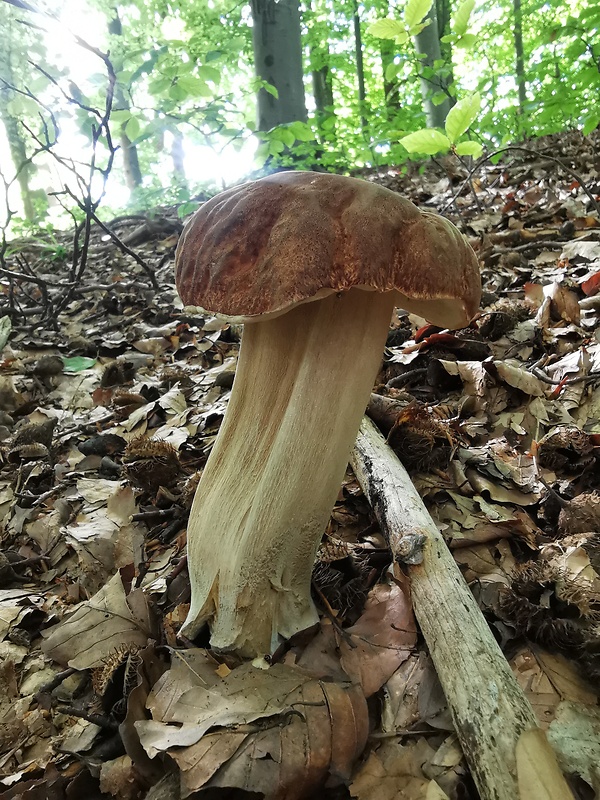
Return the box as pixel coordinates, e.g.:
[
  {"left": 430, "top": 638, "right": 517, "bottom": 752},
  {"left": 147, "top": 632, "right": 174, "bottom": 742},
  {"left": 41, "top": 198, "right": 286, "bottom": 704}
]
[{"left": 175, "top": 171, "right": 481, "bottom": 657}]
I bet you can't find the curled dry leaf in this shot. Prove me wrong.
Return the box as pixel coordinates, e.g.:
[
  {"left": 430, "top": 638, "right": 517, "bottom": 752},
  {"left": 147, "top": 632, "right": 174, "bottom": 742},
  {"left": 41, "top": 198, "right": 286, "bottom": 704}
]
[
  {"left": 41, "top": 568, "right": 154, "bottom": 669},
  {"left": 137, "top": 659, "right": 369, "bottom": 799},
  {"left": 491, "top": 360, "right": 547, "bottom": 396},
  {"left": 298, "top": 578, "right": 417, "bottom": 698},
  {"left": 350, "top": 738, "right": 450, "bottom": 800}
]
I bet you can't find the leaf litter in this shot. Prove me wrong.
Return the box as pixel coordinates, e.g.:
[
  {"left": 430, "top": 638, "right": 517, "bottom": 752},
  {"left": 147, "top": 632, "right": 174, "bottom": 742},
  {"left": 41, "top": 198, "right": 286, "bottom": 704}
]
[{"left": 0, "top": 130, "right": 599, "bottom": 798}]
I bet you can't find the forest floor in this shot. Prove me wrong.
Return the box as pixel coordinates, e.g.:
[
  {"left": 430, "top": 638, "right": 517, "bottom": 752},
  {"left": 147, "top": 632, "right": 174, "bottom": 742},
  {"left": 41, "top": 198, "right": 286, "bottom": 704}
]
[{"left": 0, "top": 128, "right": 599, "bottom": 800}]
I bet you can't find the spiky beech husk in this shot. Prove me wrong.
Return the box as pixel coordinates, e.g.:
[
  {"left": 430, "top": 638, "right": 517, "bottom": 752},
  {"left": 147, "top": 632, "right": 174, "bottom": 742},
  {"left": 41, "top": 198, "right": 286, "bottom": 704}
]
[
  {"left": 181, "top": 289, "right": 397, "bottom": 657},
  {"left": 498, "top": 561, "right": 599, "bottom": 652}
]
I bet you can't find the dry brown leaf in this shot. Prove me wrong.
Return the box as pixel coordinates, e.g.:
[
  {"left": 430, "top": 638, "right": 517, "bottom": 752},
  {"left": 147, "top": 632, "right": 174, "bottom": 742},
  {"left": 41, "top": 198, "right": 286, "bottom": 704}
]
[
  {"left": 340, "top": 580, "right": 417, "bottom": 697},
  {"left": 493, "top": 360, "right": 547, "bottom": 396},
  {"left": 437, "top": 359, "right": 487, "bottom": 396},
  {"left": 99, "top": 755, "right": 141, "bottom": 800},
  {"left": 510, "top": 646, "right": 597, "bottom": 731},
  {"left": 298, "top": 579, "right": 416, "bottom": 698},
  {"left": 516, "top": 727, "right": 574, "bottom": 799},
  {"left": 146, "top": 649, "right": 222, "bottom": 722},
  {"left": 533, "top": 648, "right": 598, "bottom": 705},
  {"left": 381, "top": 653, "right": 428, "bottom": 732},
  {"left": 544, "top": 282, "right": 581, "bottom": 324},
  {"left": 41, "top": 568, "right": 154, "bottom": 669},
  {"left": 169, "top": 730, "right": 247, "bottom": 796},
  {"left": 138, "top": 661, "right": 369, "bottom": 799},
  {"left": 350, "top": 738, "right": 448, "bottom": 800}
]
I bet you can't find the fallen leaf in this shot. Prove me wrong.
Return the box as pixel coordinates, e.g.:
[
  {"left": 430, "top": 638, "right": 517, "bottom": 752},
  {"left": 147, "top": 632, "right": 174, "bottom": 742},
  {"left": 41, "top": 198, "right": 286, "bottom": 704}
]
[{"left": 41, "top": 568, "right": 154, "bottom": 668}]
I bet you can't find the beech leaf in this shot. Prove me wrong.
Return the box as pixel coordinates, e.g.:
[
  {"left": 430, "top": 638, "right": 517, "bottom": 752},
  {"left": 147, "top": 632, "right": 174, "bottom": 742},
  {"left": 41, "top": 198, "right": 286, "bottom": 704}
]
[
  {"left": 399, "top": 129, "right": 451, "bottom": 154},
  {"left": 445, "top": 93, "right": 481, "bottom": 143}
]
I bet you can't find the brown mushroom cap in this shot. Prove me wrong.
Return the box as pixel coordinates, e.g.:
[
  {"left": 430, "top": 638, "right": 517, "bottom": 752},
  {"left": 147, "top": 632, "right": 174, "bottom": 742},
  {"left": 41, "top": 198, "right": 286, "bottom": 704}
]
[{"left": 175, "top": 171, "right": 481, "bottom": 329}]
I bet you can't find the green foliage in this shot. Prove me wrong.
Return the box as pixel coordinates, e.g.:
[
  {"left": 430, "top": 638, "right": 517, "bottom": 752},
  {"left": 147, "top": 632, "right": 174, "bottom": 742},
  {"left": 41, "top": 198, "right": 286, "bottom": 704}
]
[
  {"left": 2, "top": 0, "right": 598, "bottom": 231},
  {"left": 366, "top": 0, "right": 433, "bottom": 45},
  {"left": 399, "top": 93, "right": 483, "bottom": 156},
  {"left": 62, "top": 356, "right": 97, "bottom": 372},
  {"left": 444, "top": 93, "right": 480, "bottom": 143}
]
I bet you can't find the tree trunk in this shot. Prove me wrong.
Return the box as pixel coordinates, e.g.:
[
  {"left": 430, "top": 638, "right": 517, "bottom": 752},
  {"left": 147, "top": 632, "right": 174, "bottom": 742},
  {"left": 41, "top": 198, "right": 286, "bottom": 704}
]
[
  {"left": 0, "top": 101, "right": 36, "bottom": 222},
  {"left": 251, "top": 0, "right": 307, "bottom": 131},
  {"left": 171, "top": 130, "right": 186, "bottom": 183},
  {"left": 513, "top": 0, "right": 527, "bottom": 117},
  {"left": 312, "top": 62, "right": 334, "bottom": 116},
  {"left": 352, "top": 0, "right": 368, "bottom": 131},
  {"left": 109, "top": 10, "right": 143, "bottom": 191},
  {"left": 0, "top": 20, "right": 36, "bottom": 222},
  {"left": 435, "top": 0, "right": 455, "bottom": 107},
  {"left": 380, "top": 38, "right": 399, "bottom": 114},
  {"left": 413, "top": 4, "right": 451, "bottom": 127}
]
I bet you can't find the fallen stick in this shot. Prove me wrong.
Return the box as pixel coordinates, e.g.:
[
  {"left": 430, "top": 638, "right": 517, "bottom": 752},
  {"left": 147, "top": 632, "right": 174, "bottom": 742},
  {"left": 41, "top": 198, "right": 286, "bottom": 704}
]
[{"left": 351, "top": 416, "right": 573, "bottom": 800}]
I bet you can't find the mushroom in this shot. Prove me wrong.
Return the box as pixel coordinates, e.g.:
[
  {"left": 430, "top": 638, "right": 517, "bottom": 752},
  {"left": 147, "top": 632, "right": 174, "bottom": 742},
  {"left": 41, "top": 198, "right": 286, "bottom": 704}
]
[{"left": 175, "top": 171, "right": 481, "bottom": 657}]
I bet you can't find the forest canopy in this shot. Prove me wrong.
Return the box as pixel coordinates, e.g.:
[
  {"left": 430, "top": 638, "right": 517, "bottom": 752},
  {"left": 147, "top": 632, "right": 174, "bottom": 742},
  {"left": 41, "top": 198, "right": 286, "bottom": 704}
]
[{"left": 0, "top": 0, "right": 598, "bottom": 228}]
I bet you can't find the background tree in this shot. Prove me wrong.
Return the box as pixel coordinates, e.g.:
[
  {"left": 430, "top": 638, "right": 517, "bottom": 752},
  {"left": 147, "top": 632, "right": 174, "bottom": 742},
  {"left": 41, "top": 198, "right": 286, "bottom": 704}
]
[
  {"left": 2, "top": 0, "right": 600, "bottom": 227},
  {"left": 251, "top": 0, "right": 307, "bottom": 130},
  {"left": 108, "top": 8, "right": 143, "bottom": 192},
  {"left": 413, "top": 4, "right": 451, "bottom": 127},
  {"left": 0, "top": 10, "right": 40, "bottom": 222}
]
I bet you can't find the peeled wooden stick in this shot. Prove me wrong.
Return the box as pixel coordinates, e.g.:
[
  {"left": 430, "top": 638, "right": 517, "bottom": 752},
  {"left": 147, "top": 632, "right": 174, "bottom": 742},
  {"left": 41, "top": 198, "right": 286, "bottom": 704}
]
[{"left": 351, "top": 416, "right": 573, "bottom": 800}]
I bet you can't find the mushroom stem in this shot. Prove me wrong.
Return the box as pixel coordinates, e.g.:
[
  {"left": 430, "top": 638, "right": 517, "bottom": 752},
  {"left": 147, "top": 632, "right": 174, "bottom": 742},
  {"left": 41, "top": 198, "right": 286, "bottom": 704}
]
[{"left": 182, "top": 288, "right": 398, "bottom": 656}]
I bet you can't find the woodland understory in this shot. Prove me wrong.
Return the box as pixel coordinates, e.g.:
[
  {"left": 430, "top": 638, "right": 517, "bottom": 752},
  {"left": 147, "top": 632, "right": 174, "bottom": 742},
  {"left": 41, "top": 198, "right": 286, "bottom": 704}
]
[{"left": 0, "top": 128, "right": 599, "bottom": 799}]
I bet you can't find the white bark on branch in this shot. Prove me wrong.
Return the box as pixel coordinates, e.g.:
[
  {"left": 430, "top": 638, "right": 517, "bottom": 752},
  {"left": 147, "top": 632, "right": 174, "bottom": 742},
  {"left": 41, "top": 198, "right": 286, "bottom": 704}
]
[{"left": 351, "top": 416, "right": 573, "bottom": 800}]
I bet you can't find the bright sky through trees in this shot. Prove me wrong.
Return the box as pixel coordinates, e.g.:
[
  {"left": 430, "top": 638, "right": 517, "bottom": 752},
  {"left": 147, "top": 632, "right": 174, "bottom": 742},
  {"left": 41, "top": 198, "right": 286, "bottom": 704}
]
[{"left": 0, "top": 0, "right": 257, "bottom": 224}]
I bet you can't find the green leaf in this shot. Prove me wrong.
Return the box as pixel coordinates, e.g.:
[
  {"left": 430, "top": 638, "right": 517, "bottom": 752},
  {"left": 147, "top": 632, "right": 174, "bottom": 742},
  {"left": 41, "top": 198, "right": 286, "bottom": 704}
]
[
  {"left": 385, "top": 62, "right": 399, "bottom": 82},
  {"left": 254, "top": 141, "right": 270, "bottom": 164},
  {"left": 454, "top": 140, "right": 483, "bottom": 157},
  {"left": 198, "top": 65, "right": 221, "bottom": 83},
  {"left": 405, "top": 0, "right": 433, "bottom": 28},
  {"left": 394, "top": 30, "right": 409, "bottom": 44},
  {"left": 366, "top": 18, "right": 406, "bottom": 39},
  {"left": 111, "top": 109, "right": 132, "bottom": 124},
  {"left": 62, "top": 356, "right": 96, "bottom": 373},
  {"left": 455, "top": 33, "right": 477, "bottom": 48},
  {"left": 178, "top": 201, "right": 197, "bottom": 219},
  {"left": 582, "top": 116, "right": 600, "bottom": 136},
  {"left": 432, "top": 91, "right": 448, "bottom": 106},
  {"left": 161, "top": 63, "right": 182, "bottom": 79},
  {"left": 168, "top": 83, "right": 188, "bottom": 101},
  {"left": 445, "top": 93, "right": 480, "bottom": 143},
  {"left": 268, "top": 139, "right": 285, "bottom": 155},
  {"left": 288, "top": 120, "right": 314, "bottom": 141},
  {"left": 262, "top": 81, "right": 279, "bottom": 98},
  {"left": 407, "top": 21, "right": 429, "bottom": 36},
  {"left": 400, "top": 129, "right": 451, "bottom": 154},
  {"left": 129, "top": 47, "right": 167, "bottom": 83},
  {"left": 176, "top": 75, "right": 213, "bottom": 97},
  {"left": 148, "top": 76, "right": 172, "bottom": 95},
  {"left": 277, "top": 128, "right": 296, "bottom": 147},
  {"left": 125, "top": 116, "right": 141, "bottom": 141},
  {"left": 452, "top": 0, "right": 475, "bottom": 35}
]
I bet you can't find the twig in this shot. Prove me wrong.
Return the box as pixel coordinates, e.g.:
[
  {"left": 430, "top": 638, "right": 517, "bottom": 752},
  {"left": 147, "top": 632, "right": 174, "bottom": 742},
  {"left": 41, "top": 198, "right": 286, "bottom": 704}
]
[
  {"left": 58, "top": 706, "right": 119, "bottom": 731},
  {"left": 443, "top": 145, "right": 600, "bottom": 218},
  {"left": 531, "top": 367, "right": 599, "bottom": 386},
  {"left": 351, "top": 416, "right": 573, "bottom": 800}
]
